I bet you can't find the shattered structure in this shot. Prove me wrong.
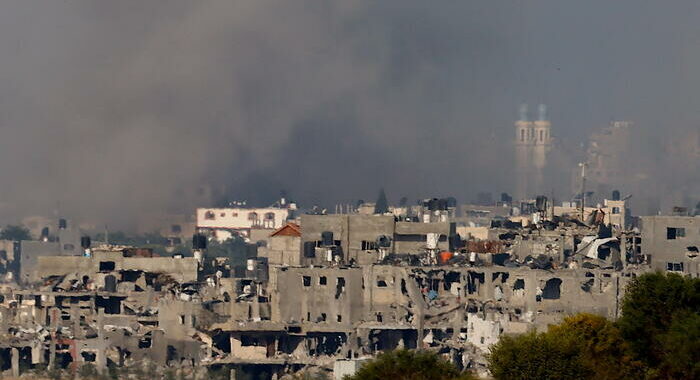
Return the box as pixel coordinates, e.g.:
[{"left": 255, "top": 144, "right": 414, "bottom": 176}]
[{"left": 1, "top": 196, "right": 696, "bottom": 379}]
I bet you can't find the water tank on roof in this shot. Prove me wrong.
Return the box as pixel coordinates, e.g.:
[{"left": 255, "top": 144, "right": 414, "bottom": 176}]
[
  {"left": 303, "top": 241, "right": 316, "bottom": 258},
  {"left": 81, "top": 236, "right": 91, "bottom": 249},
  {"left": 104, "top": 275, "right": 117, "bottom": 293},
  {"left": 58, "top": 219, "right": 67, "bottom": 229},
  {"left": 321, "top": 231, "right": 334, "bottom": 246}
]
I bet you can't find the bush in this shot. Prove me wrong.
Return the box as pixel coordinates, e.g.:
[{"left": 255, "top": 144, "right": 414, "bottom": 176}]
[{"left": 344, "top": 349, "right": 475, "bottom": 380}]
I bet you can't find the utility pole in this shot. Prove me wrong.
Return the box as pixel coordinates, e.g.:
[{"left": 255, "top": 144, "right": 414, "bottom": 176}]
[{"left": 580, "top": 163, "right": 586, "bottom": 219}]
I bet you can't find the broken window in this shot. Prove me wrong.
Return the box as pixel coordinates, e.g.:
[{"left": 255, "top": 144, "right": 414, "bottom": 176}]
[
  {"left": 205, "top": 211, "right": 215, "bottom": 220},
  {"left": 581, "top": 279, "right": 594, "bottom": 292},
  {"left": 492, "top": 272, "right": 509, "bottom": 283},
  {"left": 513, "top": 279, "right": 525, "bottom": 290},
  {"left": 667, "top": 262, "right": 684, "bottom": 272},
  {"left": 319, "top": 276, "right": 327, "bottom": 286},
  {"left": 667, "top": 227, "right": 686, "bottom": 240},
  {"left": 99, "top": 261, "right": 115, "bottom": 272},
  {"left": 248, "top": 212, "right": 258, "bottom": 221},
  {"left": 467, "top": 272, "right": 485, "bottom": 294},
  {"left": 303, "top": 276, "right": 311, "bottom": 287},
  {"left": 337, "top": 315, "right": 342, "bottom": 322},
  {"left": 81, "top": 352, "right": 96, "bottom": 362},
  {"left": 542, "top": 278, "right": 562, "bottom": 300},
  {"left": 376, "top": 277, "right": 388, "bottom": 287},
  {"left": 95, "top": 296, "right": 121, "bottom": 314},
  {"left": 611, "top": 207, "right": 620, "bottom": 214},
  {"left": 138, "top": 336, "right": 152, "bottom": 349},
  {"left": 335, "top": 277, "right": 345, "bottom": 299},
  {"left": 320, "top": 313, "right": 327, "bottom": 322},
  {"left": 361, "top": 241, "right": 378, "bottom": 250},
  {"left": 179, "top": 315, "right": 186, "bottom": 324}
]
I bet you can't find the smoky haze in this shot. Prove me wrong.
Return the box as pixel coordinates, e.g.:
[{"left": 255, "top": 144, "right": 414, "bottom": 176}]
[{"left": 0, "top": 1, "right": 697, "bottom": 229}]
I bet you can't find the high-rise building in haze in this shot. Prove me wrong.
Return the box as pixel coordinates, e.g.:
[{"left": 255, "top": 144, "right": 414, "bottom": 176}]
[{"left": 515, "top": 104, "right": 552, "bottom": 200}]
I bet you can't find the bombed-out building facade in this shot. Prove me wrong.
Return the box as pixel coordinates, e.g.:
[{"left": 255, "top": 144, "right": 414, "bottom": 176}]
[{"left": 2, "top": 190, "right": 698, "bottom": 380}]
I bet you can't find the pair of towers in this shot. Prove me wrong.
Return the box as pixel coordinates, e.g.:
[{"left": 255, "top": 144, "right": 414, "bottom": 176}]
[{"left": 514, "top": 104, "right": 552, "bottom": 200}]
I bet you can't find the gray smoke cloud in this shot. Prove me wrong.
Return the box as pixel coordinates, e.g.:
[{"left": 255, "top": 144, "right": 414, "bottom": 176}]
[{"left": 0, "top": 1, "right": 697, "bottom": 228}]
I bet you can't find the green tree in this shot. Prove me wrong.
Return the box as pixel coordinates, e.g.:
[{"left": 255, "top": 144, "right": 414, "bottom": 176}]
[
  {"left": 0, "top": 224, "right": 31, "bottom": 241},
  {"left": 547, "top": 314, "right": 644, "bottom": 380},
  {"left": 487, "top": 330, "right": 587, "bottom": 380},
  {"left": 374, "top": 188, "right": 389, "bottom": 214},
  {"left": 344, "top": 349, "right": 475, "bottom": 380},
  {"left": 659, "top": 312, "right": 700, "bottom": 379},
  {"left": 617, "top": 272, "right": 700, "bottom": 368}
]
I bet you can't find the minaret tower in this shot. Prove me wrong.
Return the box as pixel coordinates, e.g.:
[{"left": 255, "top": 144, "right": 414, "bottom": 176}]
[
  {"left": 515, "top": 104, "right": 532, "bottom": 200},
  {"left": 531, "top": 104, "right": 552, "bottom": 195},
  {"left": 515, "top": 104, "right": 551, "bottom": 200}
]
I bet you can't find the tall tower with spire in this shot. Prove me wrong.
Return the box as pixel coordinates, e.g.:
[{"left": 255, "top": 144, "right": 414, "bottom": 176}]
[{"left": 515, "top": 104, "right": 552, "bottom": 200}]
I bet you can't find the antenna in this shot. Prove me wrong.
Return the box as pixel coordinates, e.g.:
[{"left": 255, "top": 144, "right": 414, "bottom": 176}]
[{"left": 578, "top": 162, "right": 587, "bottom": 220}]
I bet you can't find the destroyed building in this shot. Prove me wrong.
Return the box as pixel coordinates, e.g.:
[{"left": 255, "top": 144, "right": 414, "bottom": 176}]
[{"left": 0, "top": 194, "right": 682, "bottom": 379}]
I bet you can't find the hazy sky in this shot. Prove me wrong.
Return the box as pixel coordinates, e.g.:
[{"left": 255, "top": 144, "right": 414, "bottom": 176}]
[{"left": 0, "top": 1, "right": 697, "bottom": 227}]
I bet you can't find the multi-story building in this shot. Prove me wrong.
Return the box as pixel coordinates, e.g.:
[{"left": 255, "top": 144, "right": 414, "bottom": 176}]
[
  {"left": 196, "top": 205, "right": 294, "bottom": 242},
  {"left": 640, "top": 215, "right": 700, "bottom": 275}
]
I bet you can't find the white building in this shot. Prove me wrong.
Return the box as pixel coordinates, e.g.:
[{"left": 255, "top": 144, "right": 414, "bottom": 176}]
[{"left": 196, "top": 207, "right": 292, "bottom": 242}]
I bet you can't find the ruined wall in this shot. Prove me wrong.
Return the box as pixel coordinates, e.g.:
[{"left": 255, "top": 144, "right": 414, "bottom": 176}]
[
  {"left": 362, "top": 265, "right": 633, "bottom": 331},
  {"left": 394, "top": 221, "right": 451, "bottom": 254},
  {"left": 300, "top": 214, "right": 395, "bottom": 265},
  {"left": 36, "top": 252, "right": 198, "bottom": 284},
  {"left": 122, "top": 258, "right": 198, "bottom": 283},
  {"left": 271, "top": 267, "right": 364, "bottom": 326},
  {"left": 347, "top": 215, "right": 395, "bottom": 265},
  {"left": 20, "top": 241, "right": 64, "bottom": 283}
]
